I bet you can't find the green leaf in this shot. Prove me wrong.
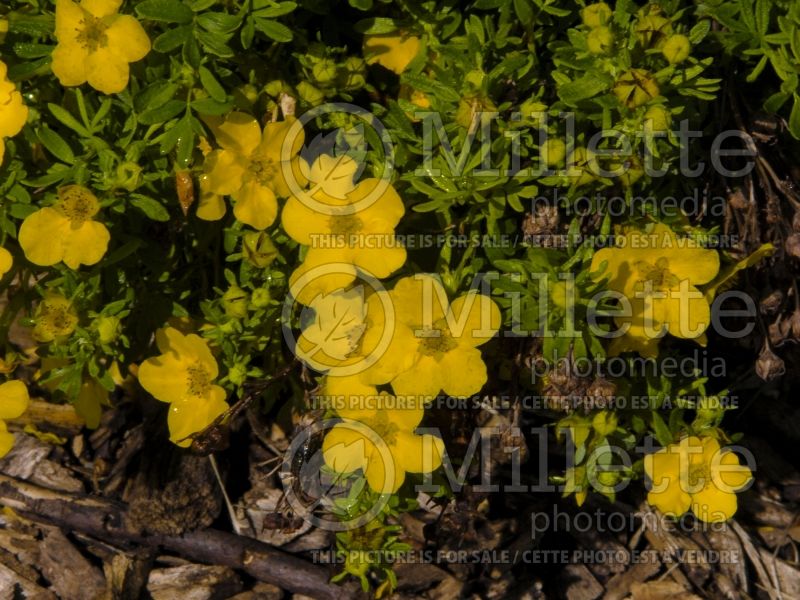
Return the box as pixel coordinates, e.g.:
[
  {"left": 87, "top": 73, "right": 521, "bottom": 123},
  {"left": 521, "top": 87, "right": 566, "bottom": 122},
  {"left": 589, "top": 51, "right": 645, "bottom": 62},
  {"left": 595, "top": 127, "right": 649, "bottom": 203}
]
[
  {"left": 253, "top": 17, "right": 293, "bottom": 42},
  {"left": 557, "top": 74, "right": 611, "bottom": 106},
  {"left": 198, "top": 66, "right": 226, "bottom": 102},
  {"left": 138, "top": 99, "right": 186, "bottom": 125},
  {"left": 348, "top": 0, "right": 372, "bottom": 9},
  {"left": 650, "top": 411, "right": 673, "bottom": 446},
  {"left": 354, "top": 17, "right": 397, "bottom": 34},
  {"left": 47, "top": 104, "right": 90, "bottom": 137},
  {"left": 135, "top": 0, "right": 193, "bottom": 23},
  {"left": 37, "top": 126, "right": 75, "bottom": 164},
  {"left": 130, "top": 194, "right": 171, "bottom": 221},
  {"left": 196, "top": 12, "right": 242, "bottom": 34},
  {"left": 790, "top": 95, "right": 800, "bottom": 139},
  {"left": 191, "top": 97, "right": 233, "bottom": 115},
  {"left": 153, "top": 25, "right": 192, "bottom": 52}
]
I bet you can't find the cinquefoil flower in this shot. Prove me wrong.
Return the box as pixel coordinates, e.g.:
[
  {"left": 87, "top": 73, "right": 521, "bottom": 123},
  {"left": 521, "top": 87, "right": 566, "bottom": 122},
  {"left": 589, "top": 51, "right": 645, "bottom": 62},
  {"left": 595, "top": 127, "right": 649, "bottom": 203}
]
[
  {"left": 32, "top": 294, "right": 78, "bottom": 343},
  {"left": 19, "top": 185, "right": 110, "bottom": 269},
  {"left": 322, "top": 384, "right": 444, "bottom": 493},
  {"left": 199, "top": 112, "right": 307, "bottom": 229},
  {"left": 139, "top": 327, "right": 229, "bottom": 447},
  {"left": 388, "top": 275, "right": 501, "bottom": 398},
  {"left": 645, "top": 436, "right": 753, "bottom": 522},
  {"left": 52, "top": 0, "right": 150, "bottom": 94},
  {"left": 590, "top": 223, "right": 719, "bottom": 357}
]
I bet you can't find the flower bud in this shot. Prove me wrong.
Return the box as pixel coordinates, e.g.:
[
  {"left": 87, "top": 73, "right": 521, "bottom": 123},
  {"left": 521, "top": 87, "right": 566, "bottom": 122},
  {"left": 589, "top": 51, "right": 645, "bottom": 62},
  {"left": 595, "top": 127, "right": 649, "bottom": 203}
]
[
  {"left": 541, "top": 138, "right": 567, "bottom": 167},
  {"left": 635, "top": 14, "right": 672, "bottom": 48},
  {"left": 587, "top": 26, "right": 614, "bottom": 54},
  {"left": 222, "top": 286, "right": 248, "bottom": 319},
  {"left": 296, "top": 81, "right": 325, "bottom": 106},
  {"left": 582, "top": 3, "right": 612, "bottom": 28},
  {"left": 662, "top": 34, "right": 691, "bottom": 64},
  {"left": 613, "top": 69, "right": 660, "bottom": 109},
  {"left": 312, "top": 59, "right": 338, "bottom": 85},
  {"left": 519, "top": 98, "right": 548, "bottom": 126},
  {"left": 228, "top": 363, "right": 248, "bottom": 386},
  {"left": 591, "top": 411, "right": 618, "bottom": 437},
  {"left": 95, "top": 316, "right": 120, "bottom": 344},
  {"left": 643, "top": 105, "right": 671, "bottom": 132},
  {"left": 250, "top": 287, "right": 271, "bottom": 309},
  {"left": 242, "top": 231, "right": 278, "bottom": 268},
  {"left": 759, "top": 290, "right": 784, "bottom": 315},
  {"left": 114, "top": 162, "right": 142, "bottom": 191}
]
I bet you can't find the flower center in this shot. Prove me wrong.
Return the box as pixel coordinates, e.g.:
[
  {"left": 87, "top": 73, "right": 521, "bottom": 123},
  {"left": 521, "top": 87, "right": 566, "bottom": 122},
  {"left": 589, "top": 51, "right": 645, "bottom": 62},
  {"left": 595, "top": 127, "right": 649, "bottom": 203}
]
[
  {"left": 186, "top": 361, "right": 212, "bottom": 397},
  {"left": 368, "top": 411, "right": 400, "bottom": 446},
  {"left": 328, "top": 214, "right": 364, "bottom": 237},
  {"left": 59, "top": 188, "right": 99, "bottom": 225},
  {"left": 635, "top": 257, "right": 680, "bottom": 290},
  {"left": 75, "top": 16, "right": 109, "bottom": 53},
  {"left": 41, "top": 304, "right": 76, "bottom": 335},
  {"left": 248, "top": 155, "right": 279, "bottom": 185},
  {"left": 418, "top": 318, "right": 458, "bottom": 357},
  {"left": 688, "top": 463, "right": 710, "bottom": 489}
]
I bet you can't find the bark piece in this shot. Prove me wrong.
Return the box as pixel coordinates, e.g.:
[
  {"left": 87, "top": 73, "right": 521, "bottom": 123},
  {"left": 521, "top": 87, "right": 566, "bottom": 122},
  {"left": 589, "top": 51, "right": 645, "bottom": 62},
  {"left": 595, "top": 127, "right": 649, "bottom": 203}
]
[{"left": 147, "top": 564, "right": 242, "bottom": 600}]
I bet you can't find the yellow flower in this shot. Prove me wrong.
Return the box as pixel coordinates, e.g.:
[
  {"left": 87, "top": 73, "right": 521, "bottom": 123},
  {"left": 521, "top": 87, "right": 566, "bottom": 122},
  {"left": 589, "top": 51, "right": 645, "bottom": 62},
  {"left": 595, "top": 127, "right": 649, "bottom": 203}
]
[
  {"left": 52, "top": 0, "right": 150, "bottom": 95},
  {"left": 199, "top": 112, "right": 307, "bottom": 229},
  {"left": 590, "top": 224, "right": 720, "bottom": 358},
  {"left": 32, "top": 294, "right": 78, "bottom": 343},
  {"left": 322, "top": 385, "right": 444, "bottom": 493},
  {"left": 283, "top": 168, "right": 407, "bottom": 305},
  {"left": 363, "top": 32, "right": 421, "bottom": 75},
  {"left": 0, "top": 248, "right": 12, "bottom": 279},
  {"left": 19, "top": 185, "right": 110, "bottom": 269},
  {"left": 581, "top": 3, "right": 612, "bottom": 28},
  {"left": 645, "top": 436, "right": 753, "bottom": 522},
  {"left": 387, "top": 275, "right": 501, "bottom": 398},
  {"left": 0, "top": 60, "right": 29, "bottom": 165},
  {"left": 0, "top": 381, "right": 29, "bottom": 457},
  {"left": 138, "top": 327, "right": 228, "bottom": 447}
]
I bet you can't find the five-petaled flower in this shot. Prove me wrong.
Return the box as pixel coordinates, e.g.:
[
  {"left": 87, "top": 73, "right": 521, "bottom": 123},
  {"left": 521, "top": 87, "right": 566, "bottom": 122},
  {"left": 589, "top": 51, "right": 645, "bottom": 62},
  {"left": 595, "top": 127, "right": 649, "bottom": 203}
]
[
  {"left": 0, "top": 381, "right": 29, "bottom": 457},
  {"left": 387, "top": 275, "right": 501, "bottom": 398},
  {"left": 590, "top": 223, "right": 720, "bottom": 357},
  {"left": 645, "top": 436, "right": 753, "bottom": 522},
  {"left": 322, "top": 383, "right": 444, "bottom": 493},
  {"left": 199, "top": 112, "right": 307, "bottom": 230},
  {"left": 19, "top": 185, "right": 110, "bottom": 269},
  {"left": 52, "top": 0, "right": 150, "bottom": 94},
  {"left": 283, "top": 159, "right": 406, "bottom": 305},
  {"left": 0, "top": 60, "right": 28, "bottom": 165},
  {"left": 32, "top": 294, "right": 79, "bottom": 343},
  {"left": 138, "top": 327, "right": 229, "bottom": 447}
]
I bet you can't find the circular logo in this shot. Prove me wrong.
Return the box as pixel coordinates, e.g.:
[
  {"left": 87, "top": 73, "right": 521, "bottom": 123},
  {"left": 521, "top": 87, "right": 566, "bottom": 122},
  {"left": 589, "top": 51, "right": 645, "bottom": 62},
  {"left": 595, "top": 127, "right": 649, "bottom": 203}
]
[
  {"left": 281, "top": 262, "right": 397, "bottom": 377},
  {"left": 280, "top": 418, "right": 395, "bottom": 532},
  {"left": 279, "top": 102, "right": 396, "bottom": 216}
]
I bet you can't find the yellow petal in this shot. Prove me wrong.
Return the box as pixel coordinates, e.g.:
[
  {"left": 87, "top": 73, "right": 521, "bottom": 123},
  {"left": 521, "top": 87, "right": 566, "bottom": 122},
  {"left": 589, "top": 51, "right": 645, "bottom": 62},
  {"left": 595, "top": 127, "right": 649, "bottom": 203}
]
[
  {"left": 0, "top": 91, "right": 28, "bottom": 139},
  {"left": 644, "top": 448, "right": 692, "bottom": 517},
  {"left": 19, "top": 208, "right": 70, "bottom": 267},
  {"left": 232, "top": 180, "right": 277, "bottom": 230},
  {"left": 105, "top": 14, "right": 150, "bottom": 62},
  {"left": 260, "top": 117, "right": 304, "bottom": 162},
  {"left": 365, "top": 446, "right": 404, "bottom": 494},
  {"left": 168, "top": 386, "right": 228, "bottom": 447},
  {"left": 0, "top": 422, "right": 15, "bottom": 458},
  {"left": 0, "top": 381, "right": 29, "bottom": 420},
  {"left": 203, "top": 149, "right": 247, "bottom": 195},
  {"left": 61, "top": 220, "right": 110, "bottom": 269},
  {"left": 55, "top": 0, "right": 85, "bottom": 42},
  {"left": 86, "top": 47, "right": 129, "bottom": 94},
  {"left": 196, "top": 185, "right": 227, "bottom": 221},
  {"left": 391, "top": 354, "right": 443, "bottom": 398},
  {"left": 288, "top": 250, "right": 358, "bottom": 306},
  {"left": 395, "top": 432, "right": 444, "bottom": 474},
  {"left": 449, "top": 292, "right": 501, "bottom": 347},
  {"left": 350, "top": 179, "right": 405, "bottom": 225},
  {"left": 75, "top": 379, "right": 106, "bottom": 429},
  {"left": 439, "top": 346, "right": 487, "bottom": 397},
  {"left": 79, "top": 0, "right": 121, "bottom": 18},
  {"left": 322, "top": 424, "right": 371, "bottom": 474},
  {"left": 139, "top": 355, "right": 189, "bottom": 403},
  {"left": 51, "top": 43, "right": 89, "bottom": 88},
  {"left": 390, "top": 274, "right": 448, "bottom": 328},
  {"left": 660, "top": 284, "right": 711, "bottom": 339},
  {"left": 691, "top": 486, "right": 737, "bottom": 523},
  {"left": 351, "top": 245, "right": 406, "bottom": 279},
  {"left": 0, "top": 248, "right": 12, "bottom": 278},
  {"left": 364, "top": 33, "right": 421, "bottom": 75},
  {"left": 214, "top": 111, "right": 262, "bottom": 156},
  {"left": 281, "top": 195, "right": 333, "bottom": 245}
]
